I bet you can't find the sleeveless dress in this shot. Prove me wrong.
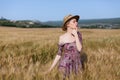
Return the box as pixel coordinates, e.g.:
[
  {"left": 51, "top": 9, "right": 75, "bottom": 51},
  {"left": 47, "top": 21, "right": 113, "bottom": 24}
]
[{"left": 57, "top": 31, "right": 82, "bottom": 78}]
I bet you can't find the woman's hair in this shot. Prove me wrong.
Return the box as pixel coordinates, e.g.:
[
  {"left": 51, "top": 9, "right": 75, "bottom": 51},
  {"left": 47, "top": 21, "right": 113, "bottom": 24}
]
[{"left": 62, "top": 21, "right": 70, "bottom": 31}]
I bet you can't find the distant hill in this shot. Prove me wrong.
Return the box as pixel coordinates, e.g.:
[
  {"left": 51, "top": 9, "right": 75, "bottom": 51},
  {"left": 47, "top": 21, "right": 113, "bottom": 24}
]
[
  {"left": 42, "top": 18, "right": 120, "bottom": 26},
  {"left": 79, "top": 18, "right": 120, "bottom": 24},
  {"left": 0, "top": 17, "right": 120, "bottom": 28},
  {"left": 43, "top": 21, "right": 62, "bottom": 26}
]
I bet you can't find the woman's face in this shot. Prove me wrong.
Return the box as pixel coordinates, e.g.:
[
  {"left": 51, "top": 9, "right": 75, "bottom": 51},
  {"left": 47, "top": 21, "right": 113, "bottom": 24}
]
[{"left": 67, "top": 18, "right": 78, "bottom": 29}]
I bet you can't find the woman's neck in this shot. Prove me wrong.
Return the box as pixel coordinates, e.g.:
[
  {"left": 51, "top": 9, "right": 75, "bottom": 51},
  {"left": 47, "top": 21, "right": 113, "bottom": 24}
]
[{"left": 66, "top": 28, "right": 72, "bottom": 34}]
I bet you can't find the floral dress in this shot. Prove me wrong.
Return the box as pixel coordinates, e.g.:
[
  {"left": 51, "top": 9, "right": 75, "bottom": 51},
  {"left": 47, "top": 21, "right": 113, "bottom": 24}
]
[{"left": 57, "top": 31, "right": 82, "bottom": 78}]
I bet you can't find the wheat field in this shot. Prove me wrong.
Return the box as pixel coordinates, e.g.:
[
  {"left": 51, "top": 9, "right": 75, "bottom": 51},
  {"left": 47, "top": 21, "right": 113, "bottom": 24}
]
[{"left": 0, "top": 26, "right": 120, "bottom": 80}]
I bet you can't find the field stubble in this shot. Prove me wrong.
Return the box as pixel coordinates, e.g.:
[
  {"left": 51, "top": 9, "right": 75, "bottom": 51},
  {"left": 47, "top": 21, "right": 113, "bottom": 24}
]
[{"left": 0, "top": 27, "right": 120, "bottom": 80}]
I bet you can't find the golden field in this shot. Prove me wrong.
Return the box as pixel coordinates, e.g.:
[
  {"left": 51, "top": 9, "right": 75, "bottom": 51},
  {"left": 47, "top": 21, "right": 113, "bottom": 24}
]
[{"left": 0, "top": 26, "right": 120, "bottom": 80}]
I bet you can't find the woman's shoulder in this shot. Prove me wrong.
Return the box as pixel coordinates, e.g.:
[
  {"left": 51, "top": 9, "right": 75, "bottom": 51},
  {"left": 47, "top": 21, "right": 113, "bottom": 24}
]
[
  {"left": 59, "top": 33, "right": 66, "bottom": 39},
  {"left": 58, "top": 33, "right": 66, "bottom": 45}
]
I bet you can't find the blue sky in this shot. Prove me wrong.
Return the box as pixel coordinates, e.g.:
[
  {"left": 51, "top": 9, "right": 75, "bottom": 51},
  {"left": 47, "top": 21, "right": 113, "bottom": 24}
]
[{"left": 0, "top": 0, "right": 120, "bottom": 21}]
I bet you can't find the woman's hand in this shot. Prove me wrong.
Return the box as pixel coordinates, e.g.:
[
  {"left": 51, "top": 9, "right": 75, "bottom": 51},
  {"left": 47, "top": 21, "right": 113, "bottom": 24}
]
[
  {"left": 71, "top": 27, "right": 78, "bottom": 38},
  {"left": 42, "top": 55, "right": 61, "bottom": 75}
]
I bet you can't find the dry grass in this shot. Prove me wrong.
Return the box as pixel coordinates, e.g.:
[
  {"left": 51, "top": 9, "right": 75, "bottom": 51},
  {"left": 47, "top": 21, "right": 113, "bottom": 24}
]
[{"left": 0, "top": 26, "right": 120, "bottom": 80}]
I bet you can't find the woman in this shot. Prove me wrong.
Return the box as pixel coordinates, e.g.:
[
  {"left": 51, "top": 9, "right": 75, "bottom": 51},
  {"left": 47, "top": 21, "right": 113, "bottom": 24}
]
[{"left": 45, "top": 14, "right": 83, "bottom": 79}]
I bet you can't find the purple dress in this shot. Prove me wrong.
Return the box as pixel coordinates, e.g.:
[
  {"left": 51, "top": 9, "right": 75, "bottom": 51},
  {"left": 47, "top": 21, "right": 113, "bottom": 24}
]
[{"left": 57, "top": 31, "right": 82, "bottom": 77}]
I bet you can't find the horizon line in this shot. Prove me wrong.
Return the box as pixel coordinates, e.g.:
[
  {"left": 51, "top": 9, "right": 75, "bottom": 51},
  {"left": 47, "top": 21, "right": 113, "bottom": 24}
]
[{"left": 0, "top": 16, "right": 120, "bottom": 22}]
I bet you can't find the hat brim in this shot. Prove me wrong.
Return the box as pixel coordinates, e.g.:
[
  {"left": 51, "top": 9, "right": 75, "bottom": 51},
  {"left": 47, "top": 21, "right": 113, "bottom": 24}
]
[{"left": 62, "top": 15, "right": 80, "bottom": 30}]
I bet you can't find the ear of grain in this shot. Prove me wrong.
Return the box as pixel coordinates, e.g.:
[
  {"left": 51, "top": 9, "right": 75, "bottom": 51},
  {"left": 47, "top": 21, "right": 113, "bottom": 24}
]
[{"left": 0, "top": 27, "right": 119, "bottom": 80}]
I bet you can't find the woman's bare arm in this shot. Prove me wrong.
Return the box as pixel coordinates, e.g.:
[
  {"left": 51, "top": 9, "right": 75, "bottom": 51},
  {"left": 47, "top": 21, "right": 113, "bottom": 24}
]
[
  {"left": 75, "top": 34, "right": 82, "bottom": 52},
  {"left": 44, "top": 36, "right": 63, "bottom": 74},
  {"left": 47, "top": 55, "right": 61, "bottom": 72},
  {"left": 71, "top": 29, "right": 82, "bottom": 52}
]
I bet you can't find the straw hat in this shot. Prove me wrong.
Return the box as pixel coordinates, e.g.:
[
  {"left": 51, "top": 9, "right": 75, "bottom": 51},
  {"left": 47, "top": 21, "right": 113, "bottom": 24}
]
[{"left": 62, "top": 14, "right": 80, "bottom": 31}]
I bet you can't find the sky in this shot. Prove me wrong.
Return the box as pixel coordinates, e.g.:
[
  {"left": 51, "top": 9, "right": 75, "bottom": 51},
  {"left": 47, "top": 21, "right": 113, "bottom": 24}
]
[{"left": 0, "top": 0, "right": 120, "bottom": 21}]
